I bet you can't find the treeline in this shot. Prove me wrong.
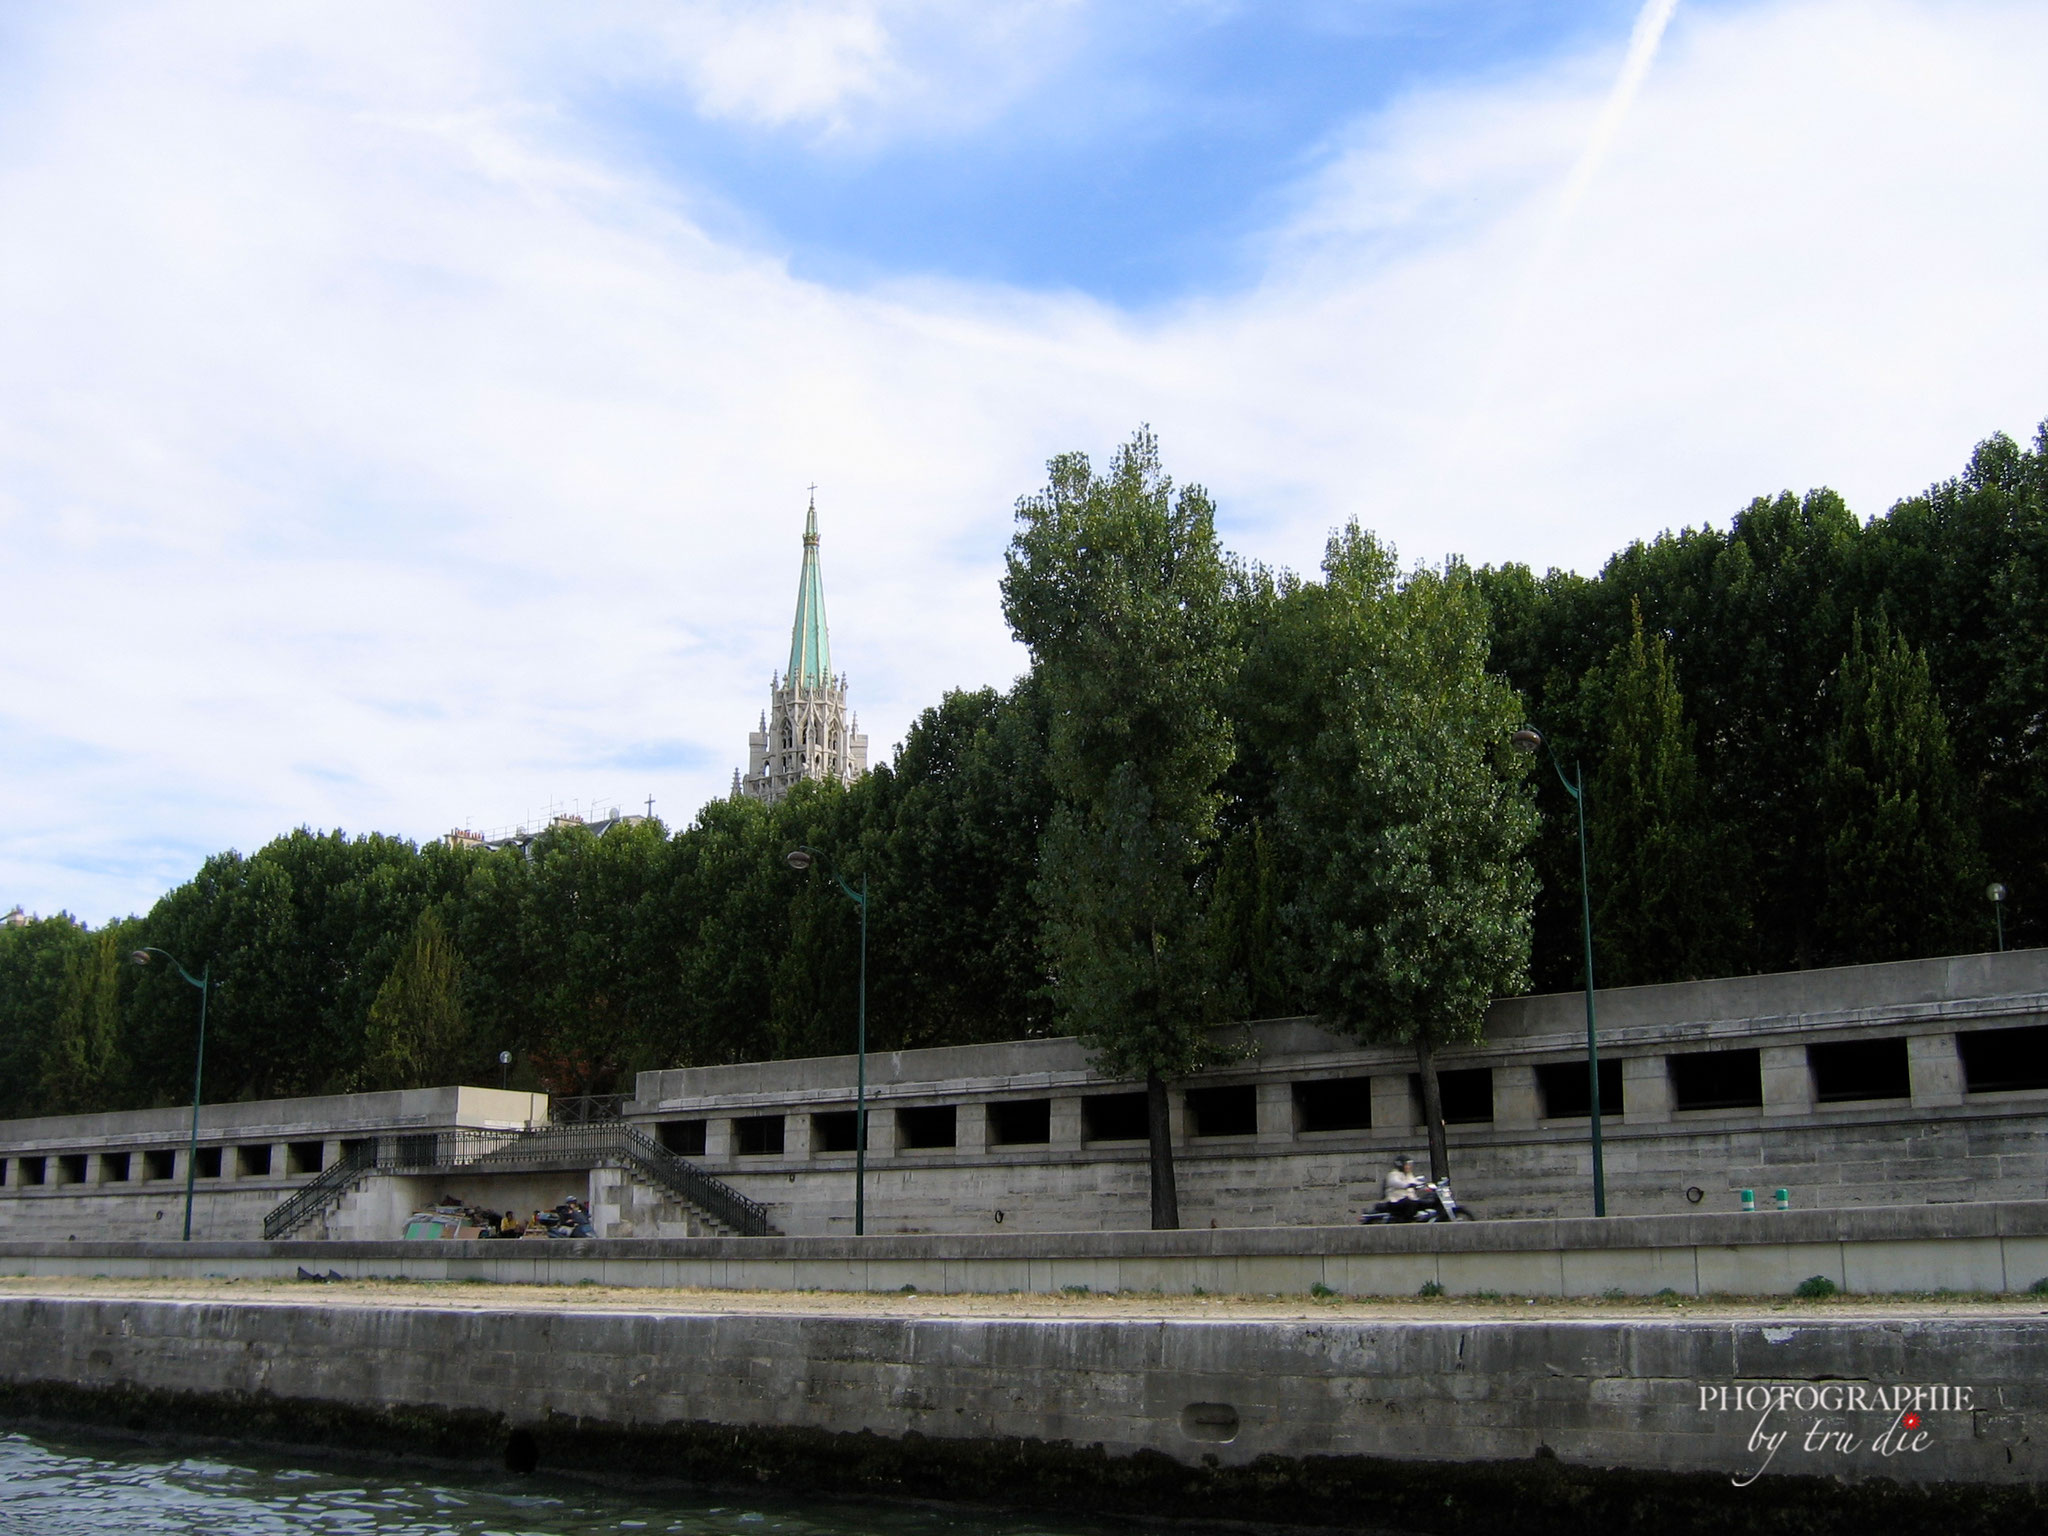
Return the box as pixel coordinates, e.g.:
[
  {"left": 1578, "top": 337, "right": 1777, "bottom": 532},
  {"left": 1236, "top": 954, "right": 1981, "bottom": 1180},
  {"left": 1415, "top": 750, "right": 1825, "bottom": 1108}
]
[
  {"left": 0, "top": 684, "right": 1054, "bottom": 1112},
  {"left": 1481, "top": 424, "right": 2048, "bottom": 989},
  {"left": 3, "top": 420, "right": 2044, "bottom": 1120}
]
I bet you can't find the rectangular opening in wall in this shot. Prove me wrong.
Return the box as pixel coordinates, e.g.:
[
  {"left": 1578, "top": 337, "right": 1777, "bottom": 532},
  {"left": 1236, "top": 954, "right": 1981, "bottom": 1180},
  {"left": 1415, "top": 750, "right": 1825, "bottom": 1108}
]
[
  {"left": 195, "top": 1146, "right": 222, "bottom": 1178},
  {"left": 19, "top": 1156, "right": 45, "bottom": 1186},
  {"left": 236, "top": 1144, "right": 272, "bottom": 1177},
  {"left": 100, "top": 1152, "right": 130, "bottom": 1183},
  {"left": 1668, "top": 1048, "right": 1763, "bottom": 1111},
  {"left": 1410, "top": 1068, "right": 1494, "bottom": 1123},
  {"left": 896, "top": 1104, "right": 957, "bottom": 1150},
  {"left": 658, "top": 1119, "right": 708, "bottom": 1158},
  {"left": 57, "top": 1154, "right": 88, "bottom": 1184},
  {"left": 1185, "top": 1084, "right": 1258, "bottom": 1137},
  {"left": 1292, "top": 1077, "right": 1372, "bottom": 1133},
  {"left": 143, "top": 1148, "right": 175, "bottom": 1181},
  {"left": 1808, "top": 1038, "right": 1911, "bottom": 1102},
  {"left": 1958, "top": 1024, "right": 2048, "bottom": 1093},
  {"left": 0, "top": 1159, "right": 7, "bottom": 1187},
  {"left": 1082, "top": 1091, "right": 1149, "bottom": 1143},
  {"left": 811, "top": 1110, "right": 859, "bottom": 1153},
  {"left": 1536, "top": 1059, "right": 1624, "bottom": 1119},
  {"left": 340, "top": 1138, "right": 373, "bottom": 1167},
  {"left": 287, "top": 1140, "right": 325, "bottom": 1175},
  {"left": 987, "top": 1098, "right": 1051, "bottom": 1146},
  {"left": 734, "top": 1115, "right": 785, "bottom": 1156}
]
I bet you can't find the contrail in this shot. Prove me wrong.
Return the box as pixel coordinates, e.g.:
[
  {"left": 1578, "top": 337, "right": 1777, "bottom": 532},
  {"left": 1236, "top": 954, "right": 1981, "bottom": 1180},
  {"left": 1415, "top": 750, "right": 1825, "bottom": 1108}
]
[{"left": 1471, "top": 0, "right": 1680, "bottom": 416}]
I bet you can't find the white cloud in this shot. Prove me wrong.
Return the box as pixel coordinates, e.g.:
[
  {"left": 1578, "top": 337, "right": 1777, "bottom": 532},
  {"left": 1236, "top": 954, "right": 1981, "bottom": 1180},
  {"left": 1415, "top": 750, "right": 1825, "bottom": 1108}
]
[{"left": 2, "top": 0, "right": 2044, "bottom": 920}]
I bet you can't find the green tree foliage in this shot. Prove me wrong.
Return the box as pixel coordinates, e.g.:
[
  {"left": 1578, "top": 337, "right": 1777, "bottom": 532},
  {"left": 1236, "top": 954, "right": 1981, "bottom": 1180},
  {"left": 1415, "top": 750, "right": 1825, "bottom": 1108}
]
[
  {"left": 1273, "top": 529, "right": 1537, "bottom": 1180},
  {"left": 1582, "top": 599, "right": 1742, "bottom": 984},
  {"left": 0, "top": 914, "right": 94, "bottom": 1107},
  {"left": 361, "top": 907, "right": 471, "bottom": 1090},
  {"left": 1479, "top": 423, "right": 2045, "bottom": 981},
  {"left": 40, "top": 926, "right": 137, "bottom": 1113},
  {"left": 1817, "top": 615, "right": 1981, "bottom": 962},
  {"left": 1001, "top": 429, "right": 1234, "bottom": 1227}
]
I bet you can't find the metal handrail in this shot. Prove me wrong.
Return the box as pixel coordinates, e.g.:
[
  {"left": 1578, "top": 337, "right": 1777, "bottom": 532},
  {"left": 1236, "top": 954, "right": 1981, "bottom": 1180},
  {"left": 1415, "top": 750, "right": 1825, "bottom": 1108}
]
[
  {"left": 261, "top": 1121, "right": 772, "bottom": 1239},
  {"left": 549, "top": 1094, "right": 626, "bottom": 1124},
  {"left": 261, "top": 1142, "right": 377, "bottom": 1240}
]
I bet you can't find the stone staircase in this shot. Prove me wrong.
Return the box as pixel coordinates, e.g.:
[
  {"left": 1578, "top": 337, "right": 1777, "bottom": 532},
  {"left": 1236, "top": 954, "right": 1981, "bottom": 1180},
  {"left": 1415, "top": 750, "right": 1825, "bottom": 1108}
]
[{"left": 265, "top": 1122, "right": 774, "bottom": 1240}]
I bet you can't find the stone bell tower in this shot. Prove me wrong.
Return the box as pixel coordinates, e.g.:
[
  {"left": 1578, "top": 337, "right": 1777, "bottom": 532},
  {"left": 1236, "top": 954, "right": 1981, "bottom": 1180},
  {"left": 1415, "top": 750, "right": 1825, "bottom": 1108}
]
[{"left": 736, "top": 495, "right": 868, "bottom": 804}]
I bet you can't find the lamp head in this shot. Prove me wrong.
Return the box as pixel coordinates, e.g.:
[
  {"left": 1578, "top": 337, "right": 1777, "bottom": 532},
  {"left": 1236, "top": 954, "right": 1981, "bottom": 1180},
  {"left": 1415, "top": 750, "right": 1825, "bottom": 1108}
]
[
  {"left": 499, "top": 1050, "right": 512, "bottom": 1066},
  {"left": 784, "top": 848, "right": 813, "bottom": 872},
  {"left": 128, "top": 950, "right": 151, "bottom": 967},
  {"left": 1988, "top": 882, "right": 2008, "bottom": 904},
  {"left": 1510, "top": 728, "right": 1544, "bottom": 755}
]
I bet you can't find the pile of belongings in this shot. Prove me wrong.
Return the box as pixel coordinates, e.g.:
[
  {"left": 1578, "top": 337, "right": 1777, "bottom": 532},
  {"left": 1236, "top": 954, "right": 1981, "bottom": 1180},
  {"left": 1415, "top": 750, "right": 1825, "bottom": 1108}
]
[
  {"left": 400, "top": 1194, "right": 597, "bottom": 1240},
  {"left": 400, "top": 1195, "right": 513, "bottom": 1240}
]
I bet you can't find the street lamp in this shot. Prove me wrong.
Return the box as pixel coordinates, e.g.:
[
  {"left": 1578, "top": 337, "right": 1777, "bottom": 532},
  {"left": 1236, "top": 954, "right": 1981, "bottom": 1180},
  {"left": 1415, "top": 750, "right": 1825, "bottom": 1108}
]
[
  {"left": 785, "top": 845, "right": 869, "bottom": 1236},
  {"left": 1988, "top": 883, "right": 2008, "bottom": 953},
  {"left": 499, "top": 1050, "right": 513, "bottom": 1091},
  {"left": 1511, "top": 727, "right": 1607, "bottom": 1218},
  {"left": 128, "top": 947, "right": 210, "bottom": 1241}
]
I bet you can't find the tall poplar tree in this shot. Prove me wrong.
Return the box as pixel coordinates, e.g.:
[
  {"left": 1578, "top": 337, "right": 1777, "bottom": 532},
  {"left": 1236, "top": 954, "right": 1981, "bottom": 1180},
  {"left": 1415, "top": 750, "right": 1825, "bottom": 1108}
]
[
  {"left": 1586, "top": 599, "right": 1740, "bottom": 983},
  {"left": 362, "top": 907, "right": 471, "bottom": 1090},
  {"left": 1001, "top": 429, "right": 1234, "bottom": 1228},
  {"left": 1279, "top": 532, "right": 1537, "bottom": 1183},
  {"left": 1817, "top": 615, "right": 1982, "bottom": 962},
  {"left": 40, "top": 927, "right": 133, "bottom": 1113}
]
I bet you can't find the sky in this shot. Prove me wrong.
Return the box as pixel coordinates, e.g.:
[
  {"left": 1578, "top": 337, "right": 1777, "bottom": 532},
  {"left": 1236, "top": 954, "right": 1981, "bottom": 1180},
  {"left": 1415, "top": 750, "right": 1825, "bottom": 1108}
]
[{"left": 2, "top": 0, "right": 2045, "bottom": 923}]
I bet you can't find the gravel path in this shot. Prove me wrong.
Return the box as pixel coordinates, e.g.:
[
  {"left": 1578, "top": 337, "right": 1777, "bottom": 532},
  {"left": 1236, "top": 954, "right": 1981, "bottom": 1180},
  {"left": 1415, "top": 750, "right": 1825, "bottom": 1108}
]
[{"left": 1, "top": 1274, "right": 2041, "bottom": 1322}]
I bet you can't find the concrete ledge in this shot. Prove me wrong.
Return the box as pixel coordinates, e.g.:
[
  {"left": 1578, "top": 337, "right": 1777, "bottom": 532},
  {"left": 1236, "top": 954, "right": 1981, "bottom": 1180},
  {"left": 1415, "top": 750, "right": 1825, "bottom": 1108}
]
[
  {"left": 5, "top": 1201, "right": 2048, "bottom": 1296},
  {"left": 2, "top": 1295, "right": 2046, "bottom": 1531}
]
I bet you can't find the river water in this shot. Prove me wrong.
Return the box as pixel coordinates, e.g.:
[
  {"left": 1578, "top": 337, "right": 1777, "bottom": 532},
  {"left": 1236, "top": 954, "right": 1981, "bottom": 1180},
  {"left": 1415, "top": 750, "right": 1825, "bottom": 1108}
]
[{"left": 0, "top": 1430, "right": 1109, "bottom": 1536}]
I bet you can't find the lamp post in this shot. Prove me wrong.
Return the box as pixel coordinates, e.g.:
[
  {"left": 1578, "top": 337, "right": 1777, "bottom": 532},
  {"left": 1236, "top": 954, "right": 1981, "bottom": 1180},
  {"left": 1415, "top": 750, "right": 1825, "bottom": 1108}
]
[
  {"left": 128, "top": 947, "right": 210, "bottom": 1241},
  {"left": 1988, "top": 883, "right": 2008, "bottom": 953},
  {"left": 1511, "top": 727, "right": 1606, "bottom": 1217},
  {"left": 499, "top": 1050, "right": 512, "bottom": 1091},
  {"left": 785, "top": 845, "right": 868, "bottom": 1235}
]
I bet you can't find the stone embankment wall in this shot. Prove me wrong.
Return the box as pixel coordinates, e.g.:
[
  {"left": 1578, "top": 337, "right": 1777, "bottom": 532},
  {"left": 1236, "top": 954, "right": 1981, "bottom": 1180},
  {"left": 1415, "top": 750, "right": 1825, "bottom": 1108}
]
[
  {"left": 0, "top": 1087, "right": 547, "bottom": 1242},
  {"left": 630, "top": 951, "right": 2048, "bottom": 1235},
  {"left": 4, "top": 952, "right": 2046, "bottom": 1242},
  {"left": 6, "top": 1202, "right": 2048, "bottom": 1297},
  {"left": 0, "top": 1295, "right": 2043, "bottom": 1532}
]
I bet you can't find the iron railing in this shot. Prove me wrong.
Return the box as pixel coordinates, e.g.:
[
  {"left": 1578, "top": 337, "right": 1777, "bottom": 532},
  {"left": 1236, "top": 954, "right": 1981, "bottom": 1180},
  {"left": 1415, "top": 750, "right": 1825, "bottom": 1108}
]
[
  {"left": 262, "top": 1121, "right": 772, "bottom": 1240},
  {"left": 261, "top": 1141, "right": 377, "bottom": 1241},
  {"left": 549, "top": 1094, "right": 626, "bottom": 1124}
]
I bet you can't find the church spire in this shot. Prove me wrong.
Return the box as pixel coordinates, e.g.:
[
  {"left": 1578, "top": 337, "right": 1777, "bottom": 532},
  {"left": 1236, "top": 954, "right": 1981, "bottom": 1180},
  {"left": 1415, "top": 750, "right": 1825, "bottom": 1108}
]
[
  {"left": 739, "top": 490, "right": 866, "bottom": 804},
  {"left": 786, "top": 490, "right": 832, "bottom": 688}
]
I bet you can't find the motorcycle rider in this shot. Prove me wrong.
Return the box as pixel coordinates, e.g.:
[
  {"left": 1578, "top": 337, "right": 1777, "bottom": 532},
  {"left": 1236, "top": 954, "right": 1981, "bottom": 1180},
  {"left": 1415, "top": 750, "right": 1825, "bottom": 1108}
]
[{"left": 1383, "top": 1156, "right": 1426, "bottom": 1218}]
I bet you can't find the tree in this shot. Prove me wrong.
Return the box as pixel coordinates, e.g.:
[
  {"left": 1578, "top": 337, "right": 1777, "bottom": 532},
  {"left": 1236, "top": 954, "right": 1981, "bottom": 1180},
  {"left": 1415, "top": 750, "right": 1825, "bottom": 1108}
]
[
  {"left": 40, "top": 926, "right": 134, "bottom": 1113},
  {"left": 1817, "top": 615, "right": 1982, "bottom": 962},
  {"left": 1585, "top": 598, "right": 1742, "bottom": 984},
  {"left": 0, "top": 913, "right": 94, "bottom": 1109},
  {"left": 1001, "top": 429, "right": 1234, "bottom": 1228},
  {"left": 1279, "top": 530, "right": 1538, "bottom": 1182},
  {"left": 362, "top": 907, "right": 471, "bottom": 1089}
]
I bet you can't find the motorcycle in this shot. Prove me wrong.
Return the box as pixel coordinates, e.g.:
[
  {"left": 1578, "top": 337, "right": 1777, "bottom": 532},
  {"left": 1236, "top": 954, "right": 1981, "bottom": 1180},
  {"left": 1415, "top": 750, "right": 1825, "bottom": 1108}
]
[{"left": 1360, "top": 1178, "right": 1474, "bottom": 1224}]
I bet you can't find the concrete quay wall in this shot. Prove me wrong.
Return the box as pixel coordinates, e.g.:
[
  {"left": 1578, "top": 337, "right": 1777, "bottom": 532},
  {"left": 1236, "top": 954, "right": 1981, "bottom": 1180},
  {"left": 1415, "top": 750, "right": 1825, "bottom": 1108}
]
[
  {"left": 1, "top": 1295, "right": 2044, "bottom": 1535},
  {"left": 8, "top": 1201, "right": 2048, "bottom": 1298}
]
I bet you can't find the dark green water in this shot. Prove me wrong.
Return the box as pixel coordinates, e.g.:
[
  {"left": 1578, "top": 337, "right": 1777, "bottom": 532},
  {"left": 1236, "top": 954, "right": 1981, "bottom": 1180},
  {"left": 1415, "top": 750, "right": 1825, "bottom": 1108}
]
[{"left": 0, "top": 1431, "right": 1114, "bottom": 1536}]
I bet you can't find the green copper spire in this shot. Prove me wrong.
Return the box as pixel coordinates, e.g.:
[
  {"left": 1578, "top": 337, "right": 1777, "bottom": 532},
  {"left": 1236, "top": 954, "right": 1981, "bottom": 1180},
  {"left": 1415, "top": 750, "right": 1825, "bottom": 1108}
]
[{"left": 786, "top": 493, "right": 832, "bottom": 688}]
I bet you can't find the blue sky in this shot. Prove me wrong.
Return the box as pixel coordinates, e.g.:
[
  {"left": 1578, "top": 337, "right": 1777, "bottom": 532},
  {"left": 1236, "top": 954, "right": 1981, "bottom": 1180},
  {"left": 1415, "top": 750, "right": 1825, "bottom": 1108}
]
[
  {"left": 609, "top": 2, "right": 1648, "bottom": 303},
  {"left": 2, "top": 0, "right": 2045, "bottom": 921}
]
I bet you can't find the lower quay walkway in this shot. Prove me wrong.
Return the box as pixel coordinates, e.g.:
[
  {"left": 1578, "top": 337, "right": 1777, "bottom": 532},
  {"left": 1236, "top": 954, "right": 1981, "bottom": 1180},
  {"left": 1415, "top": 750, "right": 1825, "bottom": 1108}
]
[{"left": 1, "top": 1269, "right": 2043, "bottom": 1536}]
